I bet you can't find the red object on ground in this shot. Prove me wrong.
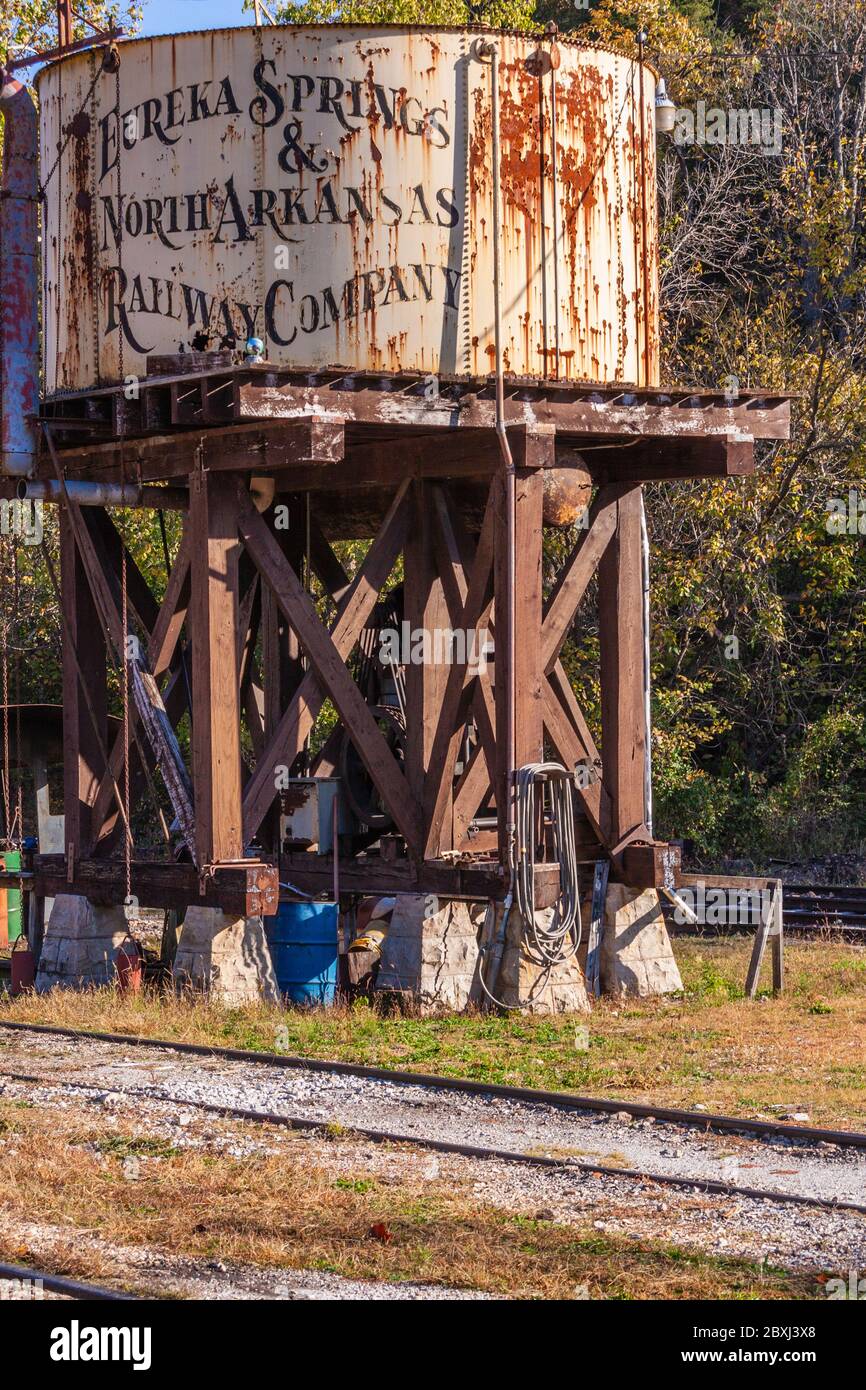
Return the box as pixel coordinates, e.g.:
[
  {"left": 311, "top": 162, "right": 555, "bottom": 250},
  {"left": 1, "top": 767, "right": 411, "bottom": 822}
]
[
  {"left": 116, "top": 939, "right": 143, "bottom": 994},
  {"left": 10, "top": 936, "right": 35, "bottom": 996}
]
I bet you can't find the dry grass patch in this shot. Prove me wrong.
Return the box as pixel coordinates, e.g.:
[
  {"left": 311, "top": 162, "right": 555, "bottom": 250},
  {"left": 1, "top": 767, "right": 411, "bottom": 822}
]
[
  {"left": 2, "top": 938, "right": 866, "bottom": 1126},
  {"left": 0, "top": 1097, "right": 816, "bottom": 1301}
]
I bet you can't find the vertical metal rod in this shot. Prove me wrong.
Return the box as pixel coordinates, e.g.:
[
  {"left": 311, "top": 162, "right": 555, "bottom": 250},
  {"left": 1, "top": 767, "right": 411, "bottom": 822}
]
[
  {"left": 332, "top": 793, "right": 340, "bottom": 925},
  {"left": 537, "top": 77, "right": 549, "bottom": 371},
  {"left": 550, "top": 51, "right": 562, "bottom": 379},
  {"left": 640, "top": 490, "right": 653, "bottom": 834},
  {"left": 637, "top": 32, "right": 651, "bottom": 388},
  {"left": 483, "top": 41, "right": 517, "bottom": 875}
]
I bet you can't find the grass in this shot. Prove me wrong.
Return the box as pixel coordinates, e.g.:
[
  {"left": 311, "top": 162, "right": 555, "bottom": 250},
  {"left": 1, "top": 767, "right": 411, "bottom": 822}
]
[
  {"left": 0, "top": 1096, "right": 821, "bottom": 1300},
  {"left": 2, "top": 938, "right": 866, "bottom": 1127}
]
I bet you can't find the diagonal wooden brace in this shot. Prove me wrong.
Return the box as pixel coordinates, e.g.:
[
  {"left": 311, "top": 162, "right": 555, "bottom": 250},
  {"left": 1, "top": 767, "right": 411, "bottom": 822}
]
[{"left": 237, "top": 481, "right": 423, "bottom": 853}]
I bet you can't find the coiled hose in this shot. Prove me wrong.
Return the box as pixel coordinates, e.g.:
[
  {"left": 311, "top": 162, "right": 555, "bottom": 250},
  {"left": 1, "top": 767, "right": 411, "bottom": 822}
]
[{"left": 479, "top": 762, "right": 583, "bottom": 1008}]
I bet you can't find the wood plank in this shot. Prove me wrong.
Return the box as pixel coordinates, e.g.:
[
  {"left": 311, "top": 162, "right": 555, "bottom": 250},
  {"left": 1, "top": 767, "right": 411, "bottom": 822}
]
[
  {"left": 308, "top": 517, "right": 351, "bottom": 602},
  {"left": 240, "top": 480, "right": 411, "bottom": 839},
  {"left": 541, "top": 484, "right": 623, "bottom": 673},
  {"left": 59, "top": 509, "right": 107, "bottom": 858},
  {"left": 91, "top": 528, "right": 191, "bottom": 845},
  {"left": 771, "top": 883, "right": 785, "bottom": 995},
  {"left": 492, "top": 470, "right": 544, "bottom": 852},
  {"left": 238, "top": 379, "right": 791, "bottom": 441},
  {"left": 34, "top": 855, "right": 278, "bottom": 917},
  {"left": 189, "top": 471, "right": 244, "bottom": 863},
  {"left": 541, "top": 678, "right": 607, "bottom": 843},
  {"left": 236, "top": 485, "right": 423, "bottom": 853},
  {"left": 745, "top": 899, "right": 773, "bottom": 998},
  {"left": 513, "top": 469, "right": 544, "bottom": 767},
  {"left": 601, "top": 435, "right": 754, "bottom": 483},
  {"left": 451, "top": 738, "right": 493, "bottom": 848},
  {"left": 423, "top": 487, "right": 496, "bottom": 859},
  {"left": 84, "top": 508, "right": 161, "bottom": 637},
  {"left": 404, "top": 482, "right": 451, "bottom": 840},
  {"left": 598, "top": 486, "right": 647, "bottom": 846},
  {"left": 585, "top": 858, "right": 610, "bottom": 998},
  {"left": 429, "top": 483, "right": 500, "bottom": 846}
]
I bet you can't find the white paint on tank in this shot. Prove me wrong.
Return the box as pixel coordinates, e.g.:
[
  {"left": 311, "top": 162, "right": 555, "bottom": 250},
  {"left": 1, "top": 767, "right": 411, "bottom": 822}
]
[{"left": 37, "top": 25, "right": 658, "bottom": 393}]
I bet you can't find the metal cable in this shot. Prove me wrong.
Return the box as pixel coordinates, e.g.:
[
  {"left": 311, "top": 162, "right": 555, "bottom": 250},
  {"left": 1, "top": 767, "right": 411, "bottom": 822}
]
[
  {"left": 514, "top": 763, "right": 582, "bottom": 965},
  {"left": 478, "top": 762, "right": 583, "bottom": 1010}
]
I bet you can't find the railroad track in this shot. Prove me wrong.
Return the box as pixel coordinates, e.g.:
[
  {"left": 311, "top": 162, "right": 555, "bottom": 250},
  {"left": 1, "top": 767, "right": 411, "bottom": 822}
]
[
  {"left": 2, "top": 1019, "right": 866, "bottom": 1219},
  {"left": 781, "top": 883, "right": 866, "bottom": 934},
  {"left": 1, "top": 1016, "right": 863, "bottom": 1147},
  {"left": 662, "top": 882, "right": 866, "bottom": 937},
  {"left": 0, "top": 1259, "right": 137, "bottom": 1301}
]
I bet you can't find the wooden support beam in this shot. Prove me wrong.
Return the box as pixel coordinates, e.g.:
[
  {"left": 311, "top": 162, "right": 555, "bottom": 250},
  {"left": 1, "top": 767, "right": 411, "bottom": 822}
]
[
  {"left": 541, "top": 484, "right": 623, "bottom": 673},
  {"left": 35, "top": 855, "right": 278, "bottom": 918},
  {"left": 59, "top": 509, "right": 107, "bottom": 858},
  {"left": 84, "top": 508, "right": 161, "bottom": 637},
  {"left": 422, "top": 489, "right": 495, "bottom": 859},
  {"left": 540, "top": 678, "right": 607, "bottom": 843},
  {"left": 259, "top": 499, "right": 306, "bottom": 849},
  {"left": 492, "top": 468, "right": 544, "bottom": 852},
  {"left": 240, "top": 480, "right": 410, "bottom": 840},
  {"left": 512, "top": 470, "right": 544, "bottom": 767},
  {"left": 599, "top": 486, "right": 647, "bottom": 846},
  {"left": 308, "top": 516, "right": 351, "bottom": 603},
  {"left": 51, "top": 418, "right": 345, "bottom": 484},
  {"left": 601, "top": 434, "right": 754, "bottom": 484},
  {"left": 404, "top": 482, "right": 451, "bottom": 837},
  {"left": 452, "top": 739, "right": 492, "bottom": 848},
  {"left": 91, "top": 528, "right": 191, "bottom": 847},
  {"left": 189, "top": 472, "right": 244, "bottom": 864},
  {"left": 429, "top": 484, "right": 499, "bottom": 847},
  {"left": 620, "top": 840, "right": 681, "bottom": 888},
  {"left": 236, "top": 484, "right": 423, "bottom": 853}
]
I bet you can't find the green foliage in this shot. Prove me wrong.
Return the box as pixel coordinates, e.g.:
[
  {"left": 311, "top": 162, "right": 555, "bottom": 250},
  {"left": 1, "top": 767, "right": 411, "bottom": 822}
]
[{"left": 274, "top": 0, "right": 537, "bottom": 27}]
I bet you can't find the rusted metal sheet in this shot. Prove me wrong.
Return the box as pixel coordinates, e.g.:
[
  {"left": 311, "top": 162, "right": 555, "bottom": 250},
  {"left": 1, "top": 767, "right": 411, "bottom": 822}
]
[
  {"left": 0, "top": 70, "right": 40, "bottom": 476},
  {"left": 37, "top": 25, "right": 659, "bottom": 395}
]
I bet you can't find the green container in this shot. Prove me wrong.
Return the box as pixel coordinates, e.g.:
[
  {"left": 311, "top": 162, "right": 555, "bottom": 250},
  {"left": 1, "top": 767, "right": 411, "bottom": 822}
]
[{"left": 1, "top": 851, "right": 22, "bottom": 943}]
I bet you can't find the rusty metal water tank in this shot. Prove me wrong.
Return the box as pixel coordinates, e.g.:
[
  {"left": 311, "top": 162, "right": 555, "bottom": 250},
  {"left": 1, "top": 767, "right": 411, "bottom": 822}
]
[{"left": 37, "top": 25, "right": 659, "bottom": 395}]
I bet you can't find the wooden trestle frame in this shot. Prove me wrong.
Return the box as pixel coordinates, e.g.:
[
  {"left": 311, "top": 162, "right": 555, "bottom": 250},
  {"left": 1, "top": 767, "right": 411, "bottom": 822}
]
[{"left": 21, "top": 367, "right": 792, "bottom": 915}]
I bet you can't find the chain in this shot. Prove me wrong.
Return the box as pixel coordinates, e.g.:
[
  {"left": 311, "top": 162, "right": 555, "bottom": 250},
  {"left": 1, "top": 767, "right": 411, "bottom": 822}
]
[
  {"left": 114, "top": 60, "right": 124, "bottom": 385},
  {"left": 119, "top": 467, "right": 134, "bottom": 928},
  {"left": 38, "top": 55, "right": 107, "bottom": 199},
  {"left": 111, "top": 50, "right": 133, "bottom": 923},
  {"left": 0, "top": 534, "right": 22, "bottom": 849},
  {"left": 1, "top": 538, "right": 11, "bottom": 847},
  {"left": 12, "top": 545, "right": 22, "bottom": 847}
]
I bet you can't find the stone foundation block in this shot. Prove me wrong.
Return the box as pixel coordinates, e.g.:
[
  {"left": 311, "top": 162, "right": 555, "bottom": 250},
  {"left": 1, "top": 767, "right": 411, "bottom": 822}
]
[
  {"left": 600, "top": 885, "right": 683, "bottom": 999},
  {"left": 376, "top": 895, "right": 485, "bottom": 1014},
  {"left": 173, "top": 907, "right": 279, "bottom": 1005},
  {"left": 36, "top": 894, "right": 129, "bottom": 991},
  {"left": 494, "top": 905, "right": 591, "bottom": 1015}
]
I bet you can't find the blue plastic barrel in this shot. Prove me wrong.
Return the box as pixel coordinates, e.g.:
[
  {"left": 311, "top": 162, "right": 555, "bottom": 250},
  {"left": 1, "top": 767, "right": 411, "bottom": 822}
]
[{"left": 265, "top": 901, "right": 339, "bottom": 1006}]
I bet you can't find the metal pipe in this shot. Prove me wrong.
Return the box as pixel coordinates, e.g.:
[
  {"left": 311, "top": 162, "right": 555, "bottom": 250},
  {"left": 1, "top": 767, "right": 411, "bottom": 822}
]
[
  {"left": 0, "top": 68, "right": 39, "bottom": 478},
  {"left": 636, "top": 32, "right": 651, "bottom": 388},
  {"left": 640, "top": 490, "right": 653, "bottom": 834},
  {"left": 477, "top": 39, "right": 517, "bottom": 878},
  {"left": 17, "top": 479, "right": 188, "bottom": 509},
  {"left": 548, "top": 32, "right": 562, "bottom": 379}
]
